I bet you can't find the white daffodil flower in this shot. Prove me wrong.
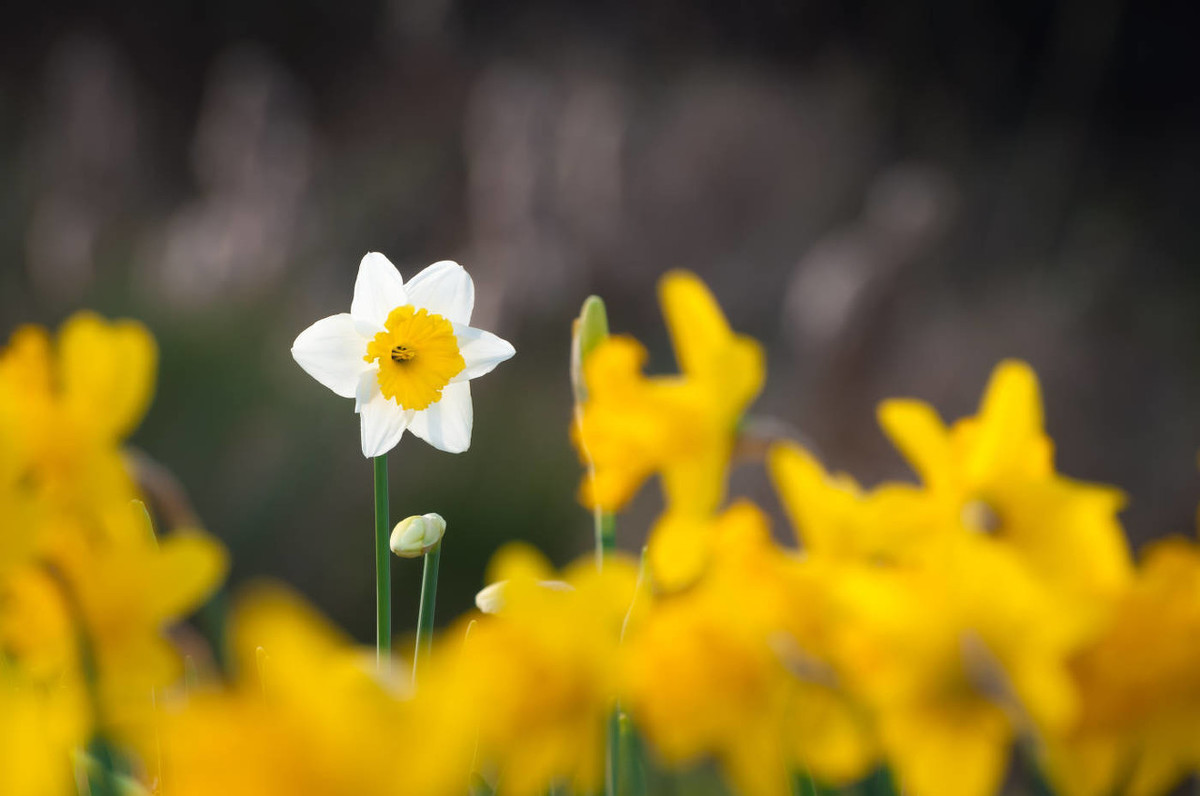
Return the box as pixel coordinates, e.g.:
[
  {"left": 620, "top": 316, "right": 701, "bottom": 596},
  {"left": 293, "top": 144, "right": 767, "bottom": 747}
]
[{"left": 291, "top": 253, "right": 515, "bottom": 457}]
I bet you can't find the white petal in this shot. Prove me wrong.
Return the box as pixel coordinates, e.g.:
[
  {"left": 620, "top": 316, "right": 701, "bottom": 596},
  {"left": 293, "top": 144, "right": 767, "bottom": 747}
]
[
  {"left": 354, "top": 368, "right": 378, "bottom": 412},
  {"left": 451, "top": 324, "right": 516, "bottom": 383},
  {"left": 356, "top": 374, "right": 413, "bottom": 457},
  {"left": 409, "top": 381, "right": 472, "bottom": 453},
  {"left": 350, "top": 252, "right": 409, "bottom": 329},
  {"left": 405, "top": 260, "right": 475, "bottom": 324},
  {"left": 291, "top": 313, "right": 369, "bottom": 398}
]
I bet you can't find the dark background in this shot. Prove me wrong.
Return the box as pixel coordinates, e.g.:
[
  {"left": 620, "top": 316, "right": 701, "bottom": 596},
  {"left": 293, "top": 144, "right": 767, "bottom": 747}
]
[{"left": 1, "top": 0, "right": 1198, "bottom": 644}]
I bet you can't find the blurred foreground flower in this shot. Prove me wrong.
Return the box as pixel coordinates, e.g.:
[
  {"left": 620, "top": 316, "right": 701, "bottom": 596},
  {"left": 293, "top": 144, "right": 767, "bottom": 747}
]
[
  {"left": 0, "top": 312, "right": 155, "bottom": 527},
  {"left": 291, "top": 254, "right": 515, "bottom": 456},
  {"left": 574, "top": 270, "right": 762, "bottom": 515},
  {"left": 767, "top": 359, "right": 1135, "bottom": 796},
  {"left": 161, "top": 585, "right": 473, "bottom": 796},
  {"left": 0, "top": 312, "right": 227, "bottom": 795},
  {"left": 877, "top": 360, "right": 1132, "bottom": 623},
  {"left": 457, "top": 544, "right": 639, "bottom": 796},
  {"left": 1044, "top": 537, "right": 1200, "bottom": 796},
  {"left": 573, "top": 270, "right": 764, "bottom": 590},
  {"left": 624, "top": 502, "right": 877, "bottom": 796},
  {"left": 9, "top": 277, "right": 1200, "bottom": 796}
]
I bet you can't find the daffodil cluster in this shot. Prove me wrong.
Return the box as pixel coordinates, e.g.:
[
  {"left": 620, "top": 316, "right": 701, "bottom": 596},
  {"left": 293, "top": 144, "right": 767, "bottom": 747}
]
[
  {"left": 7, "top": 272, "right": 1200, "bottom": 796},
  {"left": 0, "top": 313, "right": 227, "bottom": 795},
  {"left": 563, "top": 271, "right": 1200, "bottom": 796}
]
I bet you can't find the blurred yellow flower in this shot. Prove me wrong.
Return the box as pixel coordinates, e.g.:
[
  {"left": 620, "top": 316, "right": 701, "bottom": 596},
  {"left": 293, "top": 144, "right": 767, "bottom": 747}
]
[
  {"left": 573, "top": 270, "right": 764, "bottom": 516},
  {"left": 1043, "top": 538, "right": 1200, "bottom": 796},
  {"left": 877, "top": 359, "right": 1133, "bottom": 626},
  {"left": 163, "top": 585, "right": 474, "bottom": 796},
  {"left": 0, "top": 313, "right": 156, "bottom": 518},
  {"left": 625, "top": 503, "right": 877, "bottom": 796},
  {"left": 1, "top": 501, "right": 227, "bottom": 752},
  {"left": 769, "top": 441, "right": 927, "bottom": 562},
  {"left": 830, "top": 535, "right": 1080, "bottom": 796},
  {"left": 0, "top": 664, "right": 86, "bottom": 796},
  {"left": 0, "top": 312, "right": 226, "bottom": 783},
  {"left": 457, "top": 544, "right": 639, "bottom": 796}
]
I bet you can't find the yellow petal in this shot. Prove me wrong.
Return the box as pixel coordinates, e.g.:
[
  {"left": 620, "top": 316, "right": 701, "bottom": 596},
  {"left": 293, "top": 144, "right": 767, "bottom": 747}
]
[
  {"left": 722, "top": 721, "right": 792, "bottom": 796},
  {"left": 787, "top": 684, "right": 878, "bottom": 785},
  {"left": 0, "top": 325, "right": 53, "bottom": 395},
  {"left": 146, "top": 530, "right": 229, "bottom": 625},
  {"left": 1126, "top": 741, "right": 1189, "bottom": 796},
  {"left": 659, "top": 270, "right": 735, "bottom": 380},
  {"left": 1041, "top": 733, "right": 1128, "bottom": 796},
  {"left": 659, "top": 433, "right": 732, "bottom": 517},
  {"left": 231, "top": 584, "right": 357, "bottom": 690},
  {"left": 877, "top": 398, "right": 952, "bottom": 489},
  {"left": 768, "top": 442, "right": 858, "bottom": 553},
  {"left": 485, "top": 542, "right": 556, "bottom": 586},
  {"left": 58, "top": 312, "right": 158, "bottom": 442},
  {"left": 646, "top": 512, "right": 713, "bottom": 592},
  {"left": 967, "top": 359, "right": 1050, "bottom": 482},
  {"left": 880, "top": 702, "right": 1010, "bottom": 796}
]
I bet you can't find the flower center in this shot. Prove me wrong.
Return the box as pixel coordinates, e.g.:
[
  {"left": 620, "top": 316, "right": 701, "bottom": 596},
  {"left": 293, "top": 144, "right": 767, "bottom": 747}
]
[
  {"left": 364, "top": 306, "right": 464, "bottom": 411},
  {"left": 961, "top": 498, "right": 1002, "bottom": 535}
]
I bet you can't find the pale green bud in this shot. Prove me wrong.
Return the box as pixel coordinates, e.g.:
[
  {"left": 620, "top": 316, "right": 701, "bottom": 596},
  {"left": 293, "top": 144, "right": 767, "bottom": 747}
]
[
  {"left": 570, "top": 294, "right": 609, "bottom": 405},
  {"left": 389, "top": 513, "right": 446, "bottom": 558},
  {"left": 474, "top": 579, "right": 572, "bottom": 615}
]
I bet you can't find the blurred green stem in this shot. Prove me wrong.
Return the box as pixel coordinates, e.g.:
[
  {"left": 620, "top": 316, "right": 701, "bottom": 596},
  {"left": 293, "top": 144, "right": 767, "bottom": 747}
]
[
  {"left": 412, "top": 540, "right": 441, "bottom": 685},
  {"left": 572, "top": 295, "right": 619, "bottom": 794},
  {"left": 597, "top": 512, "right": 617, "bottom": 793},
  {"left": 595, "top": 509, "right": 616, "bottom": 568},
  {"left": 605, "top": 709, "right": 621, "bottom": 796},
  {"left": 617, "top": 712, "right": 646, "bottom": 796},
  {"left": 373, "top": 455, "right": 391, "bottom": 668}
]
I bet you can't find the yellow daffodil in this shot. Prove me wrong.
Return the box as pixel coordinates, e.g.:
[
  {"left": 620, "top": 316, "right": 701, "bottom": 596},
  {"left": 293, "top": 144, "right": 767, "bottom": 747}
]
[
  {"left": 771, "top": 440, "right": 1075, "bottom": 796},
  {"left": 1043, "top": 538, "right": 1200, "bottom": 796},
  {"left": 625, "top": 502, "right": 877, "bottom": 796},
  {"left": 291, "top": 254, "right": 515, "bottom": 456},
  {"left": 829, "top": 535, "right": 1080, "bottom": 796},
  {"left": 0, "top": 500, "right": 227, "bottom": 751},
  {"left": 164, "top": 585, "right": 474, "bottom": 796},
  {"left": 456, "top": 544, "right": 638, "bottom": 796},
  {"left": 877, "top": 359, "right": 1132, "bottom": 625},
  {"left": 573, "top": 270, "right": 764, "bottom": 516},
  {"left": 0, "top": 664, "right": 86, "bottom": 796},
  {"left": 0, "top": 313, "right": 155, "bottom": 522},
  {"left": 769, "top": 441, "right": 928, "bottom": 563}
]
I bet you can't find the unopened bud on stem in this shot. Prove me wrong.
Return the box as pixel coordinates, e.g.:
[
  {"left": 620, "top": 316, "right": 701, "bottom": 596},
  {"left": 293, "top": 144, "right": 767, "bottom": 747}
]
[{"left": 390, "top": 513, "right": 446, "bottom": 558}]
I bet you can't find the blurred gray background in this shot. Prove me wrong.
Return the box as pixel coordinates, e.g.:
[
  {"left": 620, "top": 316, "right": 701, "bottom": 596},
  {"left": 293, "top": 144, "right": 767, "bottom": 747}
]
[{"left": 1, "top": 0, "right": 1197, "bottom": 642}]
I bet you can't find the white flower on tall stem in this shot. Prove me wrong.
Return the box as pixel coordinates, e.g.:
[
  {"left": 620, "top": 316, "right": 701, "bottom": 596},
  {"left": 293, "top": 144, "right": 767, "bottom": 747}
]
[{"left": 292, "top": 253, "right": 515, "bottom": 456}]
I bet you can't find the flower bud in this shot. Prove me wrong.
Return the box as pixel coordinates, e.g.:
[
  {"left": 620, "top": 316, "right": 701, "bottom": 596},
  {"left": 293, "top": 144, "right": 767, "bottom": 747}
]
[
  {"left": 389, "top": 513, "right": 446, "bottom": 558},
  {"left": 474, "top": 581, "right": 506, "bottom": 614},
  {"left": 474, "top": 579, "right": 572, "bottom": 614}
]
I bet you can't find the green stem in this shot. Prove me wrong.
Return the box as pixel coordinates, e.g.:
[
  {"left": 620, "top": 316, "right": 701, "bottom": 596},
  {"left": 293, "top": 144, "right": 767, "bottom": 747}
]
[
  {"left": 791, "top": 772, "right": 820, "bottom": 796},
  {"left": 594, "top": 507, "right": 616, "bottom": 795},
  {"left": 412, "top": 540, "right": 442, "bottom": 685},
  {"left": 617, "top": 712, "right": 646, "bottom": 796},
  {"left": 594, "top": 508, "right": 616, "bottom": 569},
  {"left": 86, "top": 738, "right": 120, "bottom": 796},
  {"left": 605, "top": 709, "right": 622, "bottom": 796},
  {"left": 373, "top": 455, "right": 391, "bottom": 668}
]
